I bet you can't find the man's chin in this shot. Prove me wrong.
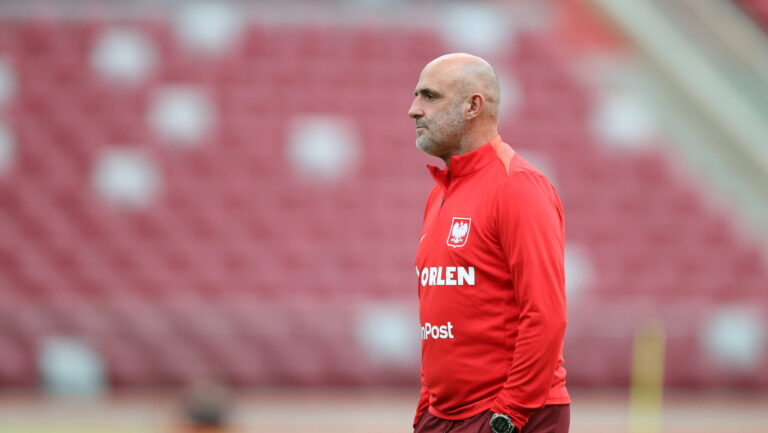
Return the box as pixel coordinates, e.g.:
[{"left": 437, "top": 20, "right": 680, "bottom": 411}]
[{"left": 416, "top": 139, "right": 439, "bottom": 156}]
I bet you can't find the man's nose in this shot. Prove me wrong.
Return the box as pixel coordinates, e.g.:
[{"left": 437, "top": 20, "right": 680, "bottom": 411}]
[{"left": 408, "top": 100, "right": 423, "bottom": 119}]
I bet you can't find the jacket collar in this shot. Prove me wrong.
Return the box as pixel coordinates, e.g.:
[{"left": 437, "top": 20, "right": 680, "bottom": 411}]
[{"left": 428, "top": 135, "right": 503, "bottom": 189}]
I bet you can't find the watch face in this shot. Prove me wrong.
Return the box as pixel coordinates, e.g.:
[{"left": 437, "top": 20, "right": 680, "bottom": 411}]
[{"left": 491, "top": 416, "right": 511, "bottom": 433}]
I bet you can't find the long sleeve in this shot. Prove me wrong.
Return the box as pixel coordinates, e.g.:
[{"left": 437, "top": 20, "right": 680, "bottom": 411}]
[{"left": 490, "top": 171, "right": 567, "bottom": 430}]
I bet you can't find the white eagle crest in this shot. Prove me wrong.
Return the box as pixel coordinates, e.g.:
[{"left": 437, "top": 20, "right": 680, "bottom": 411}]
[{"left": 450, "top": 221, "right": 469, "bottom": 244}]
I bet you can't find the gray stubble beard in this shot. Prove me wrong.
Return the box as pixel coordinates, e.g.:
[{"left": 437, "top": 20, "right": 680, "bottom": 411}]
[{"left": 415, "top": 103, "right": 466, "bottom": 158}]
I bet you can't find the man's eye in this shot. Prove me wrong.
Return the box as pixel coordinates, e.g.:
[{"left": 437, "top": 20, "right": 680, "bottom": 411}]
[{"left": 425, "top": 94, "right": 435, "bottom": 100}]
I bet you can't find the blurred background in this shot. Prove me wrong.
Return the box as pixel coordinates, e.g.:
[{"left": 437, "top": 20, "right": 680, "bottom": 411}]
[{"left": 0, "top": 0, "right": 767, "bottom": 432}]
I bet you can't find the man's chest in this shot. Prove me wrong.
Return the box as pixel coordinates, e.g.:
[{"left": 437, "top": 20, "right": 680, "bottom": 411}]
[
  {"left": 414, "top": 184, "right": 512, "bottom": 312},
  {"left": 415, "top": 186, "right": 503, "bottom": 269}
]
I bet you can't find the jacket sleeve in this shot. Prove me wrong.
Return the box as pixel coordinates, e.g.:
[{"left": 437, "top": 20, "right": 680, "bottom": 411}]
[
  {"left": 413, "top": 366, "right": 430, "bottom": 427},
  {"left": 491, "top": 171, "right": 567, "bottom": 430}
]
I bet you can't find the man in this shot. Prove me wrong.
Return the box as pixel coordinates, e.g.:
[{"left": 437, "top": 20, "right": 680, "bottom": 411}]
[{"left": 409, "top": 53, "right": 570, "bottom": 433}]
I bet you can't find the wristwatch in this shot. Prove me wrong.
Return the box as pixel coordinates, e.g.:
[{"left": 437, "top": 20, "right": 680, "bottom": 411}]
[{"left": 490, "top": 412, "right": 517, "bottom": 433}]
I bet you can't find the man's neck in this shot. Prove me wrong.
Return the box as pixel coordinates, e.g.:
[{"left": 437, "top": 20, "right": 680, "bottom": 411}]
[{"left": 443, "top": 128, "right": 498, "bottom": 168}]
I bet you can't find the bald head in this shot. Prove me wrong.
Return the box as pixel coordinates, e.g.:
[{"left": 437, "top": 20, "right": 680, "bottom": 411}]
[
  {"left": 421, "top": 53, "right": 501, "bottom": 119},
  {"left": 408, "top": 53, "right": 502, "bottom": 163}
]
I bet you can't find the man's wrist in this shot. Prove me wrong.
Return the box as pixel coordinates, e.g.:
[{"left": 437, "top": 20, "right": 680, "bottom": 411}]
[{"left": 489, "top": 412, "right": 517, "bottom": 433}]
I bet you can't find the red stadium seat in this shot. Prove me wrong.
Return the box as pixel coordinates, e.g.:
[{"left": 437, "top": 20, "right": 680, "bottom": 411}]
[{"left": 0, "top": 16, "right": 765, "bottom": 390}]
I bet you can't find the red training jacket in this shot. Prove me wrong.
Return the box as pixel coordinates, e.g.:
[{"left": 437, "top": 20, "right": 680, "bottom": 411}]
[{"left": 414, "top": 135, "right": 569, "bottom": 430}]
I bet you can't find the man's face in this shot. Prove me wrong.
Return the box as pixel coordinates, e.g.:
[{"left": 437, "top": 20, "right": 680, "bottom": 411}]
[{"left": 408, "top": 64, "right": 466, "bottom": 158}]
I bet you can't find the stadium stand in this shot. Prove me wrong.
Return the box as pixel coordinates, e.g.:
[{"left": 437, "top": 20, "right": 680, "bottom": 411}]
[{"left": 0, "top": 1, "right": 766, "bottom": 393}]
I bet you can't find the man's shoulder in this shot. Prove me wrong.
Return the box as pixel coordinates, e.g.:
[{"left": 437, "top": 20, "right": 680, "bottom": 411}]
[
  {"left": 508, "top": 153, "right": 545, "bottom": 177},
  {"left": 492, "top": 154, "right": 559, "bottom": 205},
  {"left": 487, "top": 140, "right": 550, "bottom": 184},
  {"left": 500, "top": 154, "right": 552, "bottom": 187}
]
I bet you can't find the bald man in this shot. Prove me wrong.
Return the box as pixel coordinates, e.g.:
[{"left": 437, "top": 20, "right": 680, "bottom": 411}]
[{"left": 409, "top": 54, "right": 570, "bottom": 433}]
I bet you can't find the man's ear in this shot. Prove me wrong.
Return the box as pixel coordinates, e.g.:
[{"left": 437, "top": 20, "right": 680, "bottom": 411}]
[{"left": 465, "top": 94, "right": 484, "bottom": 119}]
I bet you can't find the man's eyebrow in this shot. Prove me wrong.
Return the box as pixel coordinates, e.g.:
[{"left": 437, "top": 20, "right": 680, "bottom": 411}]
[{"left": 414, "top": 88, "right": 441, "bottom": 97}]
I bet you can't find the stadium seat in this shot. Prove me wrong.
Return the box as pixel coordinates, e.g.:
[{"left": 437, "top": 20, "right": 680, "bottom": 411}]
[{"left": 0, "top": 15, "right": 765, "bottom": 390}]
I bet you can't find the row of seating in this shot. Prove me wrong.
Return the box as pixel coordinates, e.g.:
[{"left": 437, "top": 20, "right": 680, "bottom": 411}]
[
  {"left": 0, "top": 13, "right": 766, "bottom": 389},
  {"left": 3, "top": 293, "right": 767, "bottom": 388}
]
